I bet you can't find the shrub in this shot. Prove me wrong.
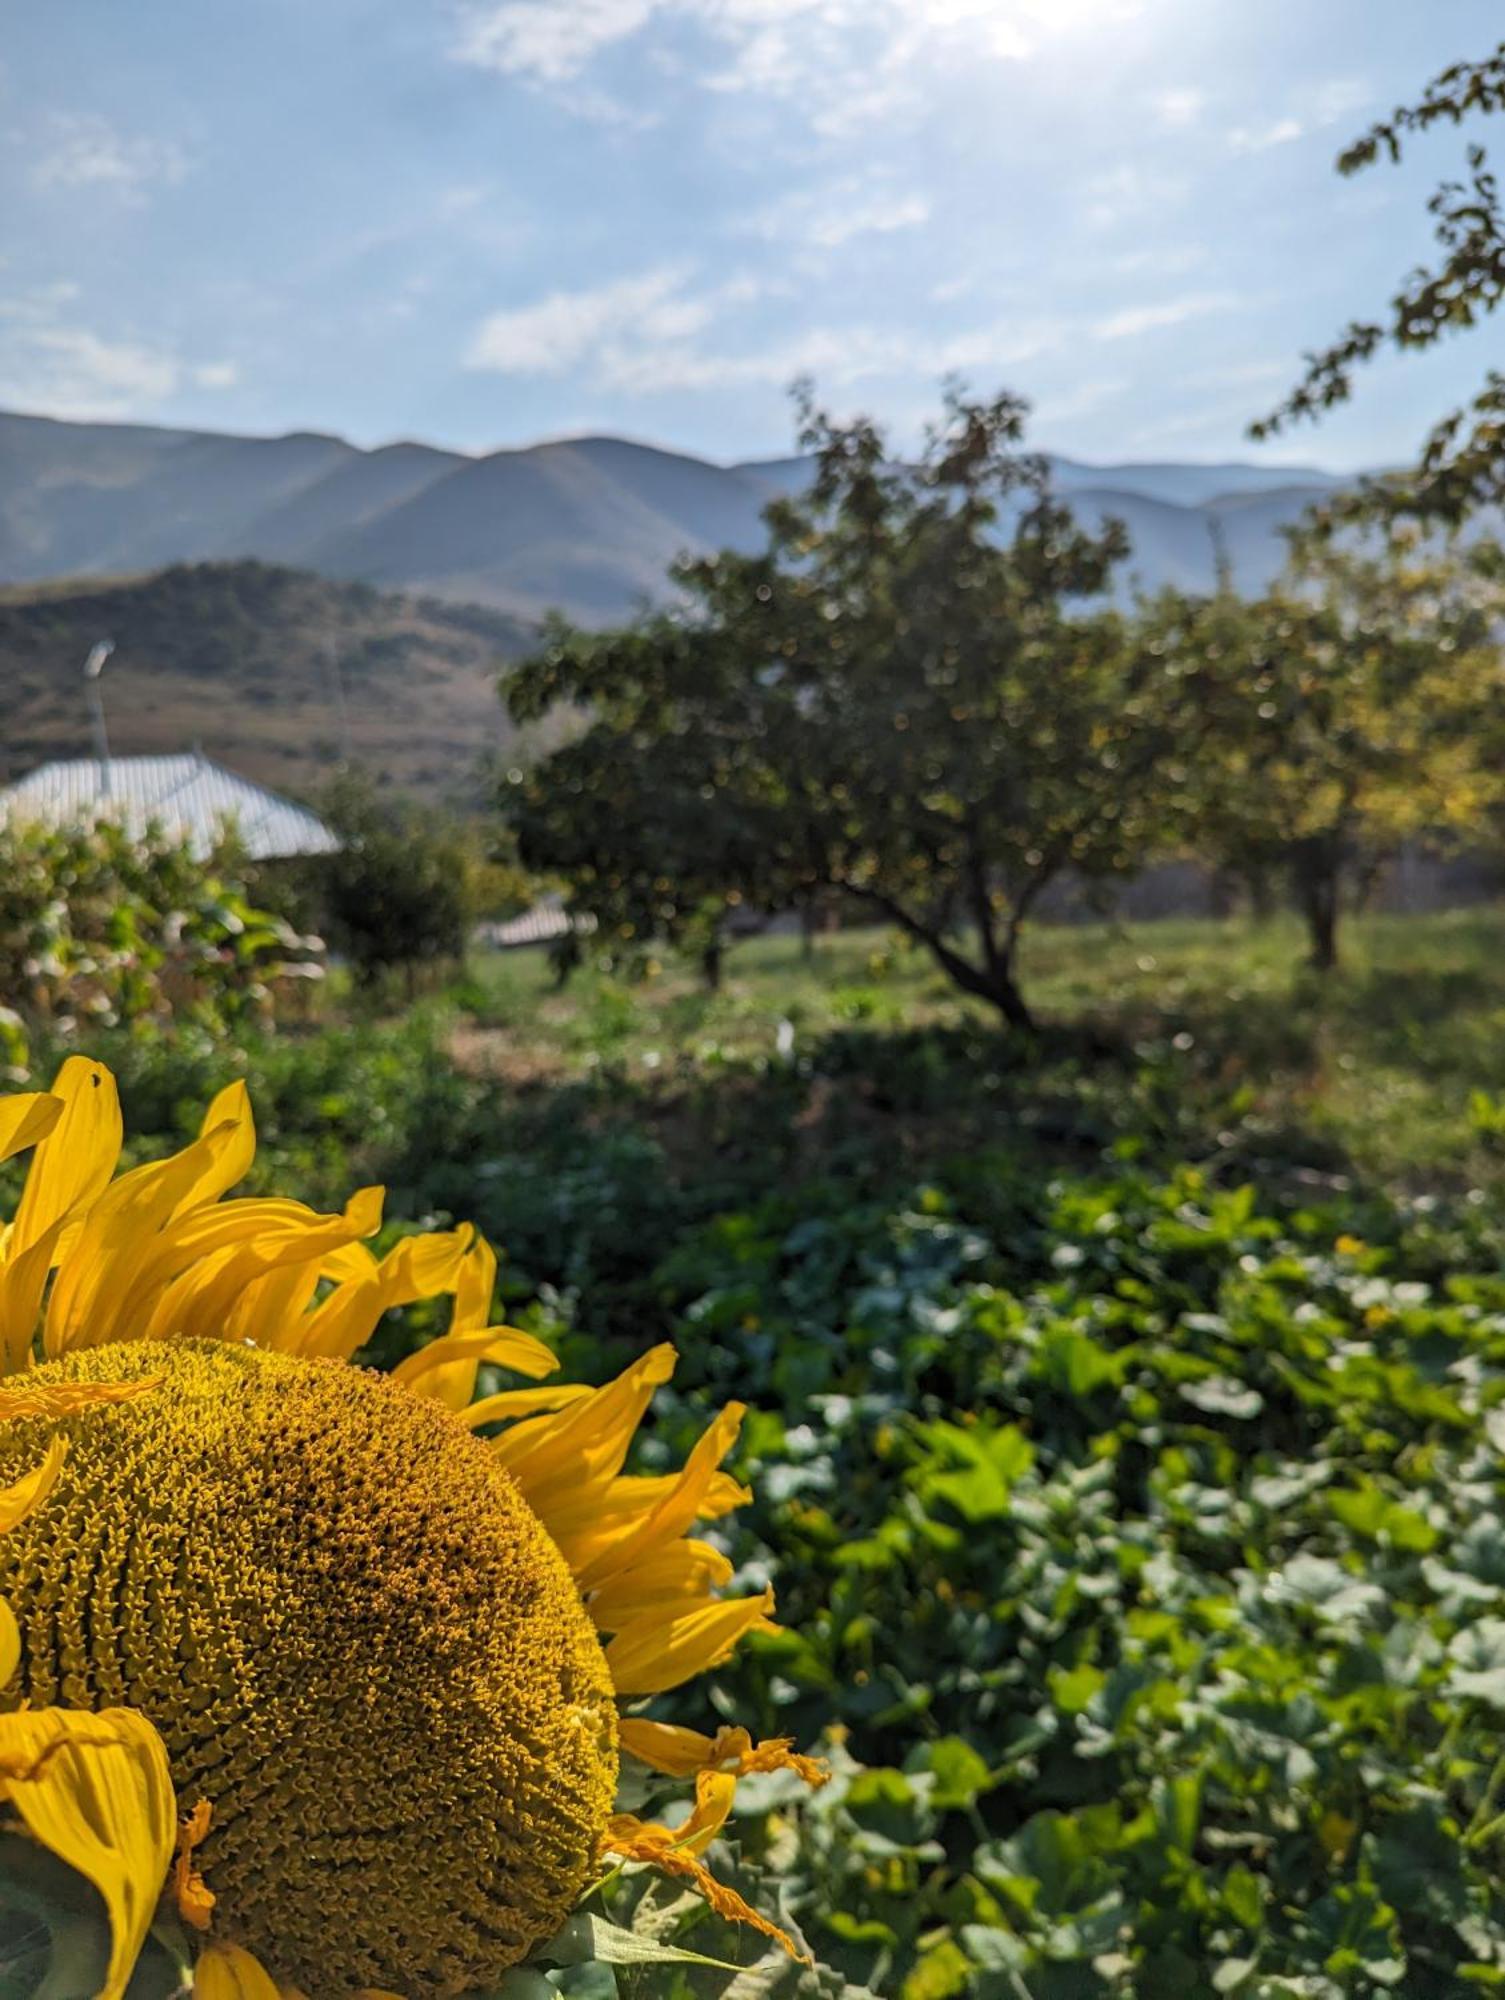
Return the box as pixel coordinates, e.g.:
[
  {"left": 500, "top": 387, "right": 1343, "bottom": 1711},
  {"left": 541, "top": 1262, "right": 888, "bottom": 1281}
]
[{"left": 0, "top": 817, "right": 322, "bottom": 1063}]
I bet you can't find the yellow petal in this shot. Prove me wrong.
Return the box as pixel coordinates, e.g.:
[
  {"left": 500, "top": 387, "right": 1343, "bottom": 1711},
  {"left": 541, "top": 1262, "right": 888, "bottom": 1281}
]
[
  {"left": 0, "top": 1376, "right": 160, "bottom": 1421},
  {"left": 407, "top": 1231, "right": 502, "bottom": 1407},
  {"left": 133, "top": 1190, "right": 386, "bottom": 1347},
  {"left": 608, "top": 1768, "right": 738, "bottom": 1861},
  {"left": 464, "top": 1383, "right": 594, "bottom": 1429},
  {"left": 0, "top": 1091, "right": 62, "bottom": 1168},
  {"left": 288, "top": 1214, "right": 465, "bottom": 1362},
  {"left": 393, "top": 1324, "right": 559, "bottom": 1406},
  {"left": 604, "top": 1588, "right": 780, "bottom": 1697},
  {"left": 0, "top": 1434, "right": 66, "bottom": 1531},
  {"left": 194, "top": 1942, "right": 284, "bottom": 2000},
  {"left": 586, "top": 1540, "right": 735, "bottom": 1632},
  {"left": 8, "top": 1058, "right": 121, "bottom": 1263},
  {"left": 0, "top": 1215, "right": 67, "bottom": 1375},
  {"left": 0, "top": 1706, "right": 176, "bottom": 2000},
  {"left": 453, "top": 1232, "right": 496, "bottom": 1330},
  {"left": 0, "top": 1597, "right": 17, "bottom": 1685},
  {"left": 570, "top": 1403, "right": 745, "bottom": 1592},
  {"left": 42, "top": 1115, "right": 258, "bottom": 1356},
  {"left": 177, "top": 1080, "right": 257, "bottom": 1213},
  {"left": 492, "top": 1344, "right": 676, "bottom": 1514},
  {"left": 604, "top": 1770, "right": 808, "bottom": 1963},
  {"left": 618, "top": 1719, "right": 829, "bottom": 1787}
]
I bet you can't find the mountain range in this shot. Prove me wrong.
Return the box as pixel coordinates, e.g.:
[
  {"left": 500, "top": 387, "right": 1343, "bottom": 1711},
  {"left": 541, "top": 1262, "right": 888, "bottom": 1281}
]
[{"left": 0, "top": 409, "right": 1347, "bottom": 625}]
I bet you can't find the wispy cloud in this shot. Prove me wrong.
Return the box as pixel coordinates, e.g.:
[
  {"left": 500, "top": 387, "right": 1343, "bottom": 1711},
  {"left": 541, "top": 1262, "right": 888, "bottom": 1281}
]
[
  {"left": 742, "top": 176, "right": 931, "bottom": 249},
  {"left": 30, "top": 113, "right": 187, "bottom": 200},
  {"left": 466, "top": 265, "right": 719, "bottom": 375},
  {"left": 1154, "top": 87, "right": 1204, "bottom": 129},
  {"left": 0, "top": 321, "right": 180, "bottom": 416},
  {"left": 1092, "top": 291, "right": 1241, "bottom": 341},
  {"left": 1228, "top": 116, "right": 1303, "bottom": 155},
  {"left": 1081, "top": 163, "right": 1188, "bottom": 231},
  {"left": 1228, "top": 75, "right": 1369, "bottom": 156},
  {"left": 452, "top": 0, "right": 1139, "bottom": 131},
  {"left": 452, "top": 0, "right": 656, "bottom": 85},
  {"left": 0, "top": 284, "right": 226, "bottom": 418},
  {"left": 466, "top": 261, "right": 1056, "bottom": 396}
]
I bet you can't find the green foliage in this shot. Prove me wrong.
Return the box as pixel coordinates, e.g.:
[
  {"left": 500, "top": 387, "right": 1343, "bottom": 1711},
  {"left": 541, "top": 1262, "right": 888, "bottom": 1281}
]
[
  {"left": 21, "top": 908, "right": 1505, "bottom": 1993},
  {"left": 1253, "top": 34, "right": 1505, "bottom": 522},
  {"left": 316, "top": 767, "right": 472, "bottom": 990},
  {"left": 1152, "top": 526, "right": 1504, "bottom": 969},
  {"left": 506, "top": 385, "right": 1223, "bottom": 1030},
  {"left": 0, "top": 816, "right": 322, "bottom": 1061}
]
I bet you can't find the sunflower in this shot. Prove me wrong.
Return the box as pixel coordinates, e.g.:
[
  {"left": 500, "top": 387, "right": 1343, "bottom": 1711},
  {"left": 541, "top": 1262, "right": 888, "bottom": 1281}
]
[{"left": 0, "top": 1058, "right": 823, "bottom": 1998}]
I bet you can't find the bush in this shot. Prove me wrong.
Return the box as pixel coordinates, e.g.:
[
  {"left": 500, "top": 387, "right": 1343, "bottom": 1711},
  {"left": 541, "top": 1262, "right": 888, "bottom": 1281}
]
[
  {"left": 315, "top": 769, "right": 471, "bottom": 993},
  {"left": 0, "top": 817, "right": 322, "bottom": 1066}
]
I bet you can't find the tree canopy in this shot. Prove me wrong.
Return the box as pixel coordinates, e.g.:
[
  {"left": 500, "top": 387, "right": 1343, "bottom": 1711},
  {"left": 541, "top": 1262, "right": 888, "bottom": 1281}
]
[
  {"left": 1158, "top": 527, "right": 1504, "bottom": 968},
  {"left": 1254, "top": 37, "right": 1505, "bottom": 521},
  {"left": 506, "top": 386, "right": 1224, "bottom": 1030}
]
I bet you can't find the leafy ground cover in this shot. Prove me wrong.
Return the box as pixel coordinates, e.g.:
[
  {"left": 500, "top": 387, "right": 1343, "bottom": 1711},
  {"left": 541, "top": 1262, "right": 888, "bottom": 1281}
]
[{"left": 20, "top": 906, "right": 1505, "bottom": 1996}]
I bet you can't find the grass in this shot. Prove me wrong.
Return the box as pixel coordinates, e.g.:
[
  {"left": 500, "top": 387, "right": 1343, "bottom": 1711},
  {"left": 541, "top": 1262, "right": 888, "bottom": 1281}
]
[{"left": 454, "top": 905, "right": 1505, "bottom": 1191}]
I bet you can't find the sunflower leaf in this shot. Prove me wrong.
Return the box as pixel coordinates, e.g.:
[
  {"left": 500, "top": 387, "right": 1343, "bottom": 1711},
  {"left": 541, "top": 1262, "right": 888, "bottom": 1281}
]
[
  {"left": 539, "top": 1913, "right": 743, "bottom": 1972},
  {"left": 0, "top": 1831, "right": 112, "bottom": 2000}
]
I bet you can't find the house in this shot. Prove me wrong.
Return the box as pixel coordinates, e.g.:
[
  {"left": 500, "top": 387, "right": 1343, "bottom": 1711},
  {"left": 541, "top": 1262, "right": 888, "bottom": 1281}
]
[{"left": 0, "top": 752, "right": 338, "bottom": 861}]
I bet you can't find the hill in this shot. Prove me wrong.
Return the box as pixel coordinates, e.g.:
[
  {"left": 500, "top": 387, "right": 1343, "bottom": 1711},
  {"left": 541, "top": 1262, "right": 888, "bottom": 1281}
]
[
  {"left": 0, "top": 409, "right": 1347, "bottom": 624},
  {"left": 0, "top": 562, "right": 535, "bottom": 805}
]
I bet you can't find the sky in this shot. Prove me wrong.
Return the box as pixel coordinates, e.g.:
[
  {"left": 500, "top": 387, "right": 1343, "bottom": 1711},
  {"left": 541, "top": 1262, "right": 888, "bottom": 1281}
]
[{"left": 3, "top": 2, "right": 1502, "bottom": 470}]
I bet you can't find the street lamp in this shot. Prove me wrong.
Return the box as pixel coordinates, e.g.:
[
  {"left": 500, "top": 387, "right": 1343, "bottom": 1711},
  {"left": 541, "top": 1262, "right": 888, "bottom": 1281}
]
[{"left": 83, "top": 639, "right": 115, "bottom": 794}]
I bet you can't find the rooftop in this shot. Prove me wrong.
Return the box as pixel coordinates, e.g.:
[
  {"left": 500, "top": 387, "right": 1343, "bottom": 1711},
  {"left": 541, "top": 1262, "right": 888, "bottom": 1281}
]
[{"left": 0, "top": 753, "right": 338, "bottom": 861}]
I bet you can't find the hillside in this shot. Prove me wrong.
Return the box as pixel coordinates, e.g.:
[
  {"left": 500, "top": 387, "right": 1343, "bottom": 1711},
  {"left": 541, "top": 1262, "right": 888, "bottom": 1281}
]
[
  {"left": 0, "top": 562, "right": 535, "bottom": 804},
  {"left": 0, "top": 409, "right": 1347, "bottom": 624}
]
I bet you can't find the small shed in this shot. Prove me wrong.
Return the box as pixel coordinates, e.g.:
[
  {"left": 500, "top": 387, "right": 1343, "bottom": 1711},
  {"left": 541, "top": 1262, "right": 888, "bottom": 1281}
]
[{"left": 0, "top": 753, "right": 338, "bottom": 861}]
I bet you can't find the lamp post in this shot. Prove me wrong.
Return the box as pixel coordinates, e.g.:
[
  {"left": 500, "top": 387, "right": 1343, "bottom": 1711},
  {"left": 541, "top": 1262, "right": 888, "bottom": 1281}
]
[{"left": 83, "top": 639, "right": 115, "bottom": 796}]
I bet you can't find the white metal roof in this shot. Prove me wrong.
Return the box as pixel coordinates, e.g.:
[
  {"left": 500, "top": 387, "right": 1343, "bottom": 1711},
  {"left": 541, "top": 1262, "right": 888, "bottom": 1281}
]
[{"left": 0, "top": 754, "right": 339, "bottom": 861}]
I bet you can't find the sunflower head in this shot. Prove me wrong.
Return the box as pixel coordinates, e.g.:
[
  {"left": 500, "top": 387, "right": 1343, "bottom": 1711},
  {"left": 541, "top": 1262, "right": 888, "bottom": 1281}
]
[{"left": 0, "top": 1338, "right": 619, "bottom": 1997}]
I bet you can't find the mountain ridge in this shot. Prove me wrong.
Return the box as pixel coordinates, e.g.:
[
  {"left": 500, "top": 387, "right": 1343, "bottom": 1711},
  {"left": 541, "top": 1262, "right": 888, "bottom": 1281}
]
[{"left": 0, "top": 407, "right": 1351, "bottom": 624}]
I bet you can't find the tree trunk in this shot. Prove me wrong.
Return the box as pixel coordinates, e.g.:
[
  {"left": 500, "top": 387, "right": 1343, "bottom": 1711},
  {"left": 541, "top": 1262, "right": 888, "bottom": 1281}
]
[
  {"left": 1306, "top": 895, "right": 1339, "bottom": 972},
  {"left": 984, "top": 960, "right": 1035, "bottom": 1032},
  {"left": 1293, "top": 844, "right": 1341, "bottom": 972},
  {"left": 839, "top": 882, "right": 1037, "bottom": 1030},
  {"left": 701, "top": 940, "right": 724, "bottom": 991}
]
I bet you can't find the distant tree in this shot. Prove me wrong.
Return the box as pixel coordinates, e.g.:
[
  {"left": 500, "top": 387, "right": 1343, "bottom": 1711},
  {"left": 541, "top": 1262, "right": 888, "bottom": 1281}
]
[
  {"left": 317, "top": 769, "right": 470, "bottom": 993},
  {"left": 1254, "top": 38, "right": 1505, "bottom": 522},
  {"left": 506, "top": 385, "right": 1221, "bottom": 1030},
  {"left": 504, "top": 708, "right": 783, "bottom": 990},
  {"left": 1168, "top": 526, "right": 1503, "bottom": 970}
]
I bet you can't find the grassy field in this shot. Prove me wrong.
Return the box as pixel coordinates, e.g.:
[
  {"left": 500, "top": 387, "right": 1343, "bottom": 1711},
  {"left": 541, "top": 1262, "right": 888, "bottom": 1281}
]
[{"left": 455, "top": 906, "right": 1505, "bottom": 1190}]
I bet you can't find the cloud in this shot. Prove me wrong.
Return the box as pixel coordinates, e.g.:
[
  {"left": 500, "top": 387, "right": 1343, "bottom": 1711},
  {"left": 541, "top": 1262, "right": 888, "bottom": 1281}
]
[
  {"left": 1154, "top": 87, "right": 1203, "bottom": 129},
  {"left": 1228, "top": 76, "right": 1369, "bottom": 156},
  {"left": 466, "top": 265, "right": 717, "bottom": 374},
  {"left": 1228, "top": 116, "right": 1302, "bottom": 155},
  {"left": 452, "top": 0, "right": 1139, "bottom": 130},
  {"left": 1092, "top": 291, "right": 1240, "bottom": 341},
  {"left": 31, "top": 113, "right": 187, "bottom": 200},
  {"left": 743, "top": 177, "right": 931, "bottom": 249},
  {"left": 1081, "top": 164, "right": 1187, "bottom": 230},
  {"left": 452, "top": 0, "right": 657, "bottom": 84},
  {"left": 0, "top": 320, "right": 180, "bottom": 417},
  {"left": 466, "top": 261, "right": 1055, "bottom": 396},
  {"left": 0, "top": 286, "right": 233, "bottom": 420}
]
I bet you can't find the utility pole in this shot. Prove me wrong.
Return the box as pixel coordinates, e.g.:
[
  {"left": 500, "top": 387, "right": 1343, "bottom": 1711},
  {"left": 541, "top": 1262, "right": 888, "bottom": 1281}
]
[
  {"left": 324, "top": 642, "right": 352, "bottom": 766},
  {"left": 83, "top": 639, "right": 115, "bottom": 795}
]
